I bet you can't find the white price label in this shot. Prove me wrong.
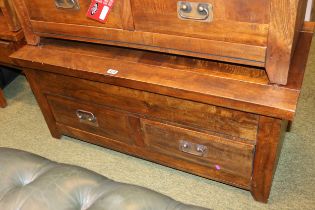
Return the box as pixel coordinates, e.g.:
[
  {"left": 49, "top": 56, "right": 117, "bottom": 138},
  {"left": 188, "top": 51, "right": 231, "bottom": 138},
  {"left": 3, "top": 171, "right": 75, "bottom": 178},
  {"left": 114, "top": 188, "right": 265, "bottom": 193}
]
[{"left": 107, "top": 69, "right": 119, "bottom": 75}]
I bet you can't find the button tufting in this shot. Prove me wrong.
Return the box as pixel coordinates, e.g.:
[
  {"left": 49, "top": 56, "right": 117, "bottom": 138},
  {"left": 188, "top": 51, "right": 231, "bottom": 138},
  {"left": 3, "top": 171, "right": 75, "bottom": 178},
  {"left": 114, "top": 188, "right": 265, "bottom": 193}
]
[
  {"left": 15, "top": 174, "right": 33, "bottom": 187},
  {"left": 20, "top": 178, "right": 33, "bottom": 186},
  {"left": 0, "top": 148, "right": 208, "bottom": 210}
]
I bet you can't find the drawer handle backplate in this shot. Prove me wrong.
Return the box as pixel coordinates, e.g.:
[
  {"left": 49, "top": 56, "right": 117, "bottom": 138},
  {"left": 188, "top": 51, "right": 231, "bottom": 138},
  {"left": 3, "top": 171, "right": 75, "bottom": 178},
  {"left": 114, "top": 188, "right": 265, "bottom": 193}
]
[
  {"left": 177, "top": 1, "right": 213, "bottom": 22},
  {"left": 55, "top": 0, "right": 80, "bottom": 10},
  {"left": 179, "top": 140, "right": 208, "bottom": 157},
  {"left": 76, "top": 109, "right": 98, "bottom": 127}
]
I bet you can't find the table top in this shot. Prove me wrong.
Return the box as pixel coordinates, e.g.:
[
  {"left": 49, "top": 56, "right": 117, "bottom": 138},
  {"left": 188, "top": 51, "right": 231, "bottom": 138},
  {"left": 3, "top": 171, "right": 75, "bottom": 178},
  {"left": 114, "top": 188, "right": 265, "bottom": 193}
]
[{"left": 10, "top": 23, "right": 315, "bottom": 120}]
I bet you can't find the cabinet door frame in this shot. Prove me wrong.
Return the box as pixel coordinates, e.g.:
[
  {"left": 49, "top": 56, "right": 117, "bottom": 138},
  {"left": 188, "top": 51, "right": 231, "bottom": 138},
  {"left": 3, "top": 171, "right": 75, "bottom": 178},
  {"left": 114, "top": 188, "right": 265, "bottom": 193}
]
[
  {"left": 0, "top": 0, "right": 21, "bottom": 31},
  {"left": 266, "top": 0, "right": 308, "bottom": 85}
]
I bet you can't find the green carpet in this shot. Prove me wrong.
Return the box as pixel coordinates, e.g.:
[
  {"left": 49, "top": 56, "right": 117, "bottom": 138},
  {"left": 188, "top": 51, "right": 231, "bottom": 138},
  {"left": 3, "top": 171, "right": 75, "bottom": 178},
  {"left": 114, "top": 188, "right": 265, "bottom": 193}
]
[{"left": 1, "top": 38, "right": 315, "bottom": 209}]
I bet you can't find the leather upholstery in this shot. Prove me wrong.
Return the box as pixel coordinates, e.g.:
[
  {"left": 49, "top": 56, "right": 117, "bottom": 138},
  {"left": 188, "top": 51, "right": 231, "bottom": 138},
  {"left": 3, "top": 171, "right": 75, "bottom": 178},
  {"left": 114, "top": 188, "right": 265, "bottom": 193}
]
[{"left": 0, "top": 148, "right": 209, "bottom": 210}]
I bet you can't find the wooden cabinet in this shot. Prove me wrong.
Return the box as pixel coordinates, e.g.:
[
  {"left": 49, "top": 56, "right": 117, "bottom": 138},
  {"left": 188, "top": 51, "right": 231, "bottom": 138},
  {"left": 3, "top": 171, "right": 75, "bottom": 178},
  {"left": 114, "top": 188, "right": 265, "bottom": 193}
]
[
  {"left": 0, "top": 0, "right": 24, "bottom": 108},
  {"left": 10, "top": 27, "right": 314, "bottom": 202},
  {"left": 21, "top": 66, "right": 258, "bottom": 189},
  {"left": 141, "top": 119, "right": 255, "bottom": 183},
  {"left": 0, "top": 0, "right": 20, "bottom": 31},
  {"left": 12, "top": 0, "right": 308, "bottom": 84},
  {"left": 26, "top": 67, "right": 257, "bottom": 188},
  {"left": 0, "top": 1, "right": 23, "bottom": 65},
  {"left": 0, "top": 40, "right": 15, "bottom": 64},
  {"left": 6, "top": 0, "right": 314, "bottom": 203}
]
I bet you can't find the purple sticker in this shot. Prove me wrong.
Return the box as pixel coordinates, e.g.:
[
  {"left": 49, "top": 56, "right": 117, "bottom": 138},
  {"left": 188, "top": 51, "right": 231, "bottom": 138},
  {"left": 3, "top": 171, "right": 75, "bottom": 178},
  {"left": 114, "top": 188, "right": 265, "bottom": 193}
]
[{"left": 215, "top": 165, "right": 221, "bottom": 170}]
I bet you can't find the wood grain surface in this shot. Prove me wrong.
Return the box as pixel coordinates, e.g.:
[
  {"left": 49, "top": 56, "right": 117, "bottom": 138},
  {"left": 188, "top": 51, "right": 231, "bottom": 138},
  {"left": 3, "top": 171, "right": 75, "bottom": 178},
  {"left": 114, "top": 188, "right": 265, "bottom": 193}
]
[
  {"left": 141, "top": 119, "right": 255, "bottom": 180},
  {"left": 12, "top": 0, "right": 271, "bottom": 66},
  {"left": 32, "top": 71, "right": 259, "bottom": 141},
  {"left": 11, "top": 0, "right": 39, "bottom": 45},
  {"left": 266, "top": 0, "right": 308, "bottom": 84},
  {"left": 23, "top": 69, "right": 61, "bottom": 138},
  {"left": 0, "top": 13, "right": 24, "bottom": 65},
  {"left": 14, "top": 25, "right": 313, "bottom": 204},
  {"left": 11, "top": 0, "right": 310, "bottom": 84},
  {"left": 11, "top": 31, "right": 314, "bottom": 120},
  {"left": 55, "top": 122, "right": 254, "bottom": 189},
  {"left": 0, "top": 12, "right": 23, "bottom": 41},
  {"left": 23, "top": 69, "right": 259, "bottom": 190},
  {"left": 47, "top": 95, "right": 136, "bottom": 145},
  {"left": 131, "top": 0, "right": 269, "bottom": 45},
  {"left": 0, "top": 0, "right": 20, "bottom": 31},
  {"left": 0, "top": 40, "right": 15, "bottom": 64},
  {"left": 251, "top": 117, "right": 287, "bottom": 203}
]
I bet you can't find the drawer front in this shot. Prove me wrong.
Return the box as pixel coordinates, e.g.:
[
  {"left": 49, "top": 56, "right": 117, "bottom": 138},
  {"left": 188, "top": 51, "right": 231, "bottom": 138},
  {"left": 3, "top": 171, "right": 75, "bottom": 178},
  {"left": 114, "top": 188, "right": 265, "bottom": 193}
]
[
  {"left": 47, "top": 95, "right": 135, "bottom": 145},
  {"left": 24, "top": 0, "right": 126, "bottom": 29},
  {"left": 141, "top": 119, "right": 255, "bottom": 180},
  {"left": 36, "top": 72, "right": 259, "bottom": 141},
  {"left": 131, "top": 0, "right": 270, "bottom": 46},
  {"left": 18, "top": 0, "right": 269, "bottom": 65},
  {"left": 0, "top": 40, "right": 14, "bottom": 64}
]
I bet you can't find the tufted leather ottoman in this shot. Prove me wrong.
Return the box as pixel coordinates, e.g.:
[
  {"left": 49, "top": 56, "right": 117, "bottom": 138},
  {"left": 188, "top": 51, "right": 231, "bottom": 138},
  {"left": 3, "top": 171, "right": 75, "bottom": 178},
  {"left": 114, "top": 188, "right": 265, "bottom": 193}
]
[{"left": 0, "top": 148, "right": 209, "bottom": 210}]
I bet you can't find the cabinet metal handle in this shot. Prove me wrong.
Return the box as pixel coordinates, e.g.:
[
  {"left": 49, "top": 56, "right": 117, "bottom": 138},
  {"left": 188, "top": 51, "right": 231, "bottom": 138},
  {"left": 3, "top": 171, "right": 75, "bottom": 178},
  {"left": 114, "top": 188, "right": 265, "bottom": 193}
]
[
  {"left": 196, "top": 144, "right": 207, "bottom": 154},
  {"left": 76, "top": 110, "right": 98, "bottom": 126},
  {"left": 178, "top": 2, "right": 213, "bottom": 22},
  {"left": 179, "top": 140, "right": 208, "bottom": 157},
  {"left": 55, "top": 0, "right": 80, "bottom": 10}
]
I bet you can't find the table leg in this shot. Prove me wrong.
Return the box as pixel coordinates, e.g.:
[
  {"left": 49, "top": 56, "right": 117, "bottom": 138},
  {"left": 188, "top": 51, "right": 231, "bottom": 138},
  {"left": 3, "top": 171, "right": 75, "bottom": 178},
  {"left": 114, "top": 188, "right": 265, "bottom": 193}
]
[{"left": 251, "top": 116, "right": 287, "bottom": 203}]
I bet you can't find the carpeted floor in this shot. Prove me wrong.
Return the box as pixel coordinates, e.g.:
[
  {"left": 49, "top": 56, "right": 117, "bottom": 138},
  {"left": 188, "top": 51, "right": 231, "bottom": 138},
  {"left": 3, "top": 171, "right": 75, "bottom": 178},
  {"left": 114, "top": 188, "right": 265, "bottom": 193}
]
[{"left": 1, "top": 37, "right": 315, "bottom": 209}]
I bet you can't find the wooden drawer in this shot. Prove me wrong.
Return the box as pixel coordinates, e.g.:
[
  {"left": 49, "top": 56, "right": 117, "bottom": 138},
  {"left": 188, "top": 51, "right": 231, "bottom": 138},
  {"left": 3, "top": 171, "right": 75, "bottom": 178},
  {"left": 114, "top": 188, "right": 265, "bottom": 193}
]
[
  {"left": 24, "top": 0, "right": 129, "bottom": 30},
  {"left": 47, "top": 95, "right": 135, "bottom": 145},
  {"left": 131, "top": 0, "right": 270, "bottom": 46},
  {"left": 141, "top": 119, "right": 255, "bottom": 181},
  {"left": 0, "top": 40, "right": 14, "bottom": 64},
  {"left": 16, "top": 0, "right": 269, "bottom": 66},
  {"left": 35, "top": 71, "right": 259, "bottom": 141}
]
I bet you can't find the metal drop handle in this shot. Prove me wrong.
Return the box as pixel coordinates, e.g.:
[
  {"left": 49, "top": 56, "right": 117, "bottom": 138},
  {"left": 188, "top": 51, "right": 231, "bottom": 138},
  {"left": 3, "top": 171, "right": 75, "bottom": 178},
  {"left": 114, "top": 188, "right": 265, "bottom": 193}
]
[
  {"left": 179, "top": 140, "right": 208, "bottom": 157},
  {"left": 179, "top": 5, "right": 209, "bottom": 20},
  {"left": 180, "top": 2, "right": 192, "bottom": 13},
  {"left": 76, "top": 110, "right": 98, "bottom": 126},
  {"left": 196, "top": 144, "right": 207, "bottom": 153},
  {"left": 178, "top": 2, "right": 212, "bottom": 22},
  {"left": 55, "top": 0, "right": 80, "bottom": 9}
]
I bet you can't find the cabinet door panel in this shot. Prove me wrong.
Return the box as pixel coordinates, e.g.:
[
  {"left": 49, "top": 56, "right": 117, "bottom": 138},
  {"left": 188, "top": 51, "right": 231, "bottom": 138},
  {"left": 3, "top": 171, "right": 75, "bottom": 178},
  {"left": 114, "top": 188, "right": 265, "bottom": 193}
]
[
  {"left": 141, "top": 119, "right": 255, "bottom": 181},
  {"left": 34, "top": 71, "right": 259, "bottom": 141},
  {"left": 47, "top": 95, "right": 135, "bottom": 145},
  {"left": 24, "top": 0, "right": 126, "bottom": 29},
  {"left": 131, "top": 0, "right": 270, "bottom": 46}
]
